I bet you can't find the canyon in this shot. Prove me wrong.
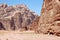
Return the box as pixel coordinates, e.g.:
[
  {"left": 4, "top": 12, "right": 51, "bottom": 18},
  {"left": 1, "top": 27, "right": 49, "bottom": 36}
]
[{"left": 0, "top": 0, "right": 60, "bottom": 40}]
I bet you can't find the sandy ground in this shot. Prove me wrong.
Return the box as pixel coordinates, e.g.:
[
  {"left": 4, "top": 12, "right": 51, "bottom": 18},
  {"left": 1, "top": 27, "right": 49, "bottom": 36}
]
[{"left": 0, "top": 30, "right": 60, "bottom": 40}]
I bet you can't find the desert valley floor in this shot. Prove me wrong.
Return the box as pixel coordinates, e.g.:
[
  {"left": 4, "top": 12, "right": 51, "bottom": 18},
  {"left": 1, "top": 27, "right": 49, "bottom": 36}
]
[{"left": 0, "top": 31, "right": 60, "bottom": 40}]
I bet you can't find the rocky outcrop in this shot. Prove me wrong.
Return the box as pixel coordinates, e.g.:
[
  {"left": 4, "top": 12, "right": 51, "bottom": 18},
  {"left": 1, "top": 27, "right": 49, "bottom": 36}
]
[
  {"left": 36, "top": 0, "right": 60, "bottom": 36},
  {"left": 0, "top": 4, "right": 38, "bottom": 31},
  {"left": 28, "top": 16, "right": 40, "bottom": 31}
]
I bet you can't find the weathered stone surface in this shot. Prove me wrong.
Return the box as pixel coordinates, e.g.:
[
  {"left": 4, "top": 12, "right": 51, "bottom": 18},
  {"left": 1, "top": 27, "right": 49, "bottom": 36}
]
[
  {"left": 36, "top": 0, "right": 60, "bottom": 36},
  {"left": 28, "top": 16, "right": 40, "bottom": 31},
  {"left": 0, "top": 4, "right": 38, "bottom": 31}
]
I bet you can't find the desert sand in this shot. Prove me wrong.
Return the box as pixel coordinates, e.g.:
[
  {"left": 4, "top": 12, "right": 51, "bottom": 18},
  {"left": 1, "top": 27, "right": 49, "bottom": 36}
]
[{"left": 0, "top": 30, "right": 60, "bottom": 40}]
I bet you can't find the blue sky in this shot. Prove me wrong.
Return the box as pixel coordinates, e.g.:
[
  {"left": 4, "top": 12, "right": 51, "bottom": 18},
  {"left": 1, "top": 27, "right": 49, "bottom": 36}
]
[{"left": 0, "top": 0, "right": 43, "bottom": 15}]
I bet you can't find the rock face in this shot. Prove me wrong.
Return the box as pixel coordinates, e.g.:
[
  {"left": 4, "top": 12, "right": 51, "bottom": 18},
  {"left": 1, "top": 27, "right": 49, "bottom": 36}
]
[
  {"left": 0, "top": 4, "right": 38, "bottom": 30},
  {"left": 36, "top": 0, "right": 60, "bottom": 36},
  {"left": 28, "top": 16, "right": 40, "bottom": 31}
]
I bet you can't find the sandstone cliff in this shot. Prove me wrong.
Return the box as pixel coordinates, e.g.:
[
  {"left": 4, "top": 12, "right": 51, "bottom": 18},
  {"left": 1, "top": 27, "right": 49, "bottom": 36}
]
[
  {"left": 0, "top": 4, "right": 38, "bottom": 31},
  {"left": 36, "top": 0, "right": 60, "bottom": 36}
]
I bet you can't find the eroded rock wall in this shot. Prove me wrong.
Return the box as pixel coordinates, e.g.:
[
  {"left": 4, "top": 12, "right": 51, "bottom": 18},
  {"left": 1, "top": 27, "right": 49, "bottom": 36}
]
[
  {"left": 36, "top": 0, "right": 60, "bottom": 36},
  {"left": 0, "top": 4, "right": 38, "bottom": 31}
]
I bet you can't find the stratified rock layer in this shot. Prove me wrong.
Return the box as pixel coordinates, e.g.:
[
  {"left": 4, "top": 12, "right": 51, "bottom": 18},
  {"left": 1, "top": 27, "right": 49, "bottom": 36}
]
[
  {"left": 0, "top": 4, "right": 38, "bottom": 30},
  {"left": 36, "top": 0, "right": 60, "bottom": 36}
]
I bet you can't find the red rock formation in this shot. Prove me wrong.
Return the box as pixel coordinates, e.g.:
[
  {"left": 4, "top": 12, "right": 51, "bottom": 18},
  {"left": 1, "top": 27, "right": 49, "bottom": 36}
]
[
  {"left": 28, "top": 16, "right": 40, "bottom": 31},
  {"left": 36, "top": 0, "right": 60, "bottom": 36}
]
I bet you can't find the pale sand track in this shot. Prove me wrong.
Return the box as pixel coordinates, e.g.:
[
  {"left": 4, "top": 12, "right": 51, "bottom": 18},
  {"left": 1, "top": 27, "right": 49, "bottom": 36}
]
[{"left": 0, "top": 30, "right": 60, "bottom": 40}]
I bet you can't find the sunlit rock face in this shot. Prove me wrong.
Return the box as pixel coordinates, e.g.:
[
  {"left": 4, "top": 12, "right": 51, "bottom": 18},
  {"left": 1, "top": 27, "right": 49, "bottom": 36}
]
[
  {"left": 27, "top": 16, "right": 40, "bottom": 31},
  {"left": 0, "top": 4, "right": 38, "bottom": 31},
  {"left": 36, "top": 0, "right": 60, "bottom": 36}
]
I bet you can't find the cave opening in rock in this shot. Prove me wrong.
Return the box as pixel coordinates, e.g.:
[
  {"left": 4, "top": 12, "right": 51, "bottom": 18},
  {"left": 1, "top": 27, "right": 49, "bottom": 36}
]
[
  {"left": 0, "top": 22, "right": 5, "bottom": 30},
  {"left": 25, "top": 27, "right": 28, "bottom": 30}
]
